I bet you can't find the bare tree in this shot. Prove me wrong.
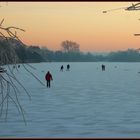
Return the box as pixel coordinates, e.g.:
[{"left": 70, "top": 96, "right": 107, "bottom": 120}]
[
  {"left": 0, "top": 19, "right": 44, "bottom": 125},
  {"left": 61, "top": 40, "right": 80, "bottom": 53}
]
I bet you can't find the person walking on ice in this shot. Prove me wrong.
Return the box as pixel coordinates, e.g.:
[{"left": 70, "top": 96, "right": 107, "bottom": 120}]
[
  {"left": 45, "top": 71, "right": 53, "bottom": 88},
  {"left": 60, "top": 65, "right": 64, "bottom": 71}
]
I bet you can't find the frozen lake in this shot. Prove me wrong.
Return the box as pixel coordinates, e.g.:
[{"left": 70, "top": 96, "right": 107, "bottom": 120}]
[{"left": 1, "top": 62, "right": 140, "bottom": 138}]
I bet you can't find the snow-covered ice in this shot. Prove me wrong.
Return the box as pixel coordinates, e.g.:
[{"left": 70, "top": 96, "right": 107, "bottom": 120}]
[{"left": 1, "top": 62, "right": 140, "bottom": 137}]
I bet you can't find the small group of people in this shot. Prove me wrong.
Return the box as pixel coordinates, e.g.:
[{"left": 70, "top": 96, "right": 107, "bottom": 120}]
[
  {"left": 45, "top": 64, "right": 70, "bottom": 88},
  {"left": 60, "top": 64, "right": 70, "bottom": 71},
  {"left": 13, "top": 64, "right": 20, "bottom": 69},
  {"left": 45, "top": 64, "right": 105, "bottom": 88}
]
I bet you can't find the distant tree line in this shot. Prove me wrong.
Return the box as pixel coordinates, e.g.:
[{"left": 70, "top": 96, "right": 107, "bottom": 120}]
[
  {"left": 107, "top": 49, "right": 140, "bottom": 62},
  {"left": 1, "top": 38, "right": 140, "bottom": 63}
]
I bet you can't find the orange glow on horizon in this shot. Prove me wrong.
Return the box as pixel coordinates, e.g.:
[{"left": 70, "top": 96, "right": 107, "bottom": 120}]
[{"left": 1, "top": 2, "right": 140, "bottom": 52}]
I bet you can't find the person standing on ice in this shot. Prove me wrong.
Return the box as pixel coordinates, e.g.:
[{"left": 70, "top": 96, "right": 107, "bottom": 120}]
[
  {"left": 101, "top": 64, "right": 105, "bottom": 71},
  {"left": 66, "top": 64, "right": 70, "bottom": 71},
  {"left": 45, "top": 71, "right": 53, "bottom": 88}
]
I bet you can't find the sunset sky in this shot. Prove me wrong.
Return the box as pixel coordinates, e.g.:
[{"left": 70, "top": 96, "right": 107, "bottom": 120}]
[{"left": 1, "top": 2, "right": 140, "bottom": 52}]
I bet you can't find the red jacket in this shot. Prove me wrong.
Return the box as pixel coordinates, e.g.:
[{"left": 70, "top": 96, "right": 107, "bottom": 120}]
[{"left": 45, "top": 73, "right": 53, "bottom": 81}]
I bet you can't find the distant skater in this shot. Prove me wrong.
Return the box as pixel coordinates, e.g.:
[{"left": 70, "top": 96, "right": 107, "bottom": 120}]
[
  {"left": 60, "top": 65, "right": 64, "bottom": 71},
  {"left": 13, "top": 65, "right": 16, "bottom": 69},
  {"left": 66, "top": 64, "right": 70, "bottom": 71},
  {"left": 101, "top": 64, "right": 105, "bottom": 71},
  {"left": 45, "top": 71, "right": 53, "bottom": 88}
]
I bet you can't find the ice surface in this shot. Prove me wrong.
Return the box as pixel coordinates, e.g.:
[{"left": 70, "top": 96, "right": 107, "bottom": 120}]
[{"left": 1, "top": 62, "right": 140, "bottom": 137}]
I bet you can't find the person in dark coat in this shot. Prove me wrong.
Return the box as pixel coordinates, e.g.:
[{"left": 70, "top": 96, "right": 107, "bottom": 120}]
[
  {"left": 101, "top": 64, "right": 105, "bottom": 71},
  {"left": 66, "top": 64, "right": 70, "bottom": 71},
  {"left": 60, "top": 65, "right": 64, "bottom": 71},
  {"left": 45, "top": 71, "right": 53, "bottom": 88}
]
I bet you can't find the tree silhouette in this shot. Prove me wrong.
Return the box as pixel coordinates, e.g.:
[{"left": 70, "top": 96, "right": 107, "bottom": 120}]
[
  {"left": 61, "top": 40, "right": 80, "bottom": 53},
  {"left": 0, "top": 19, "right": 44, "bottom": 125}
]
